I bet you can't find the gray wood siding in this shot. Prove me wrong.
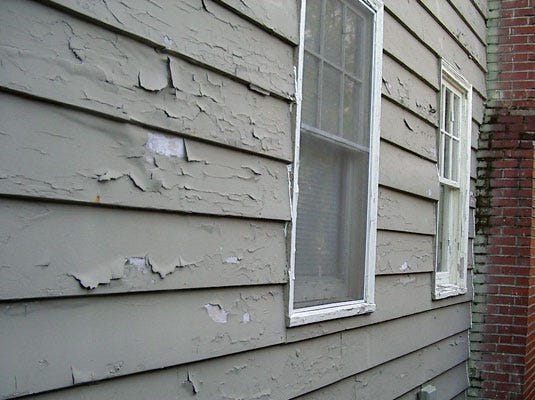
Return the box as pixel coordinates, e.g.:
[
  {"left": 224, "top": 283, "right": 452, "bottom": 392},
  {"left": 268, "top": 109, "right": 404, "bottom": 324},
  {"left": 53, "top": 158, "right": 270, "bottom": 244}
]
[
  {"left": 44, "top": 0, "right": 296, "bottom": 98},
  {"left": 294, "top": 333, "right": 469, "bottom": 400},
  {"left": 0, "top": 1, "right": 293, "bottom": 161},
  {"left": 0, "top": 198, "right": 287, "bottom": 299},
  {"left": 0, "top": 93, "right": 291, "bottom": 220},
  {"left": 0, "top": 0, "right": 484, "bottom": 398},
  {"left": 9, "top": 304, "right": 470, "bottom": 400}
]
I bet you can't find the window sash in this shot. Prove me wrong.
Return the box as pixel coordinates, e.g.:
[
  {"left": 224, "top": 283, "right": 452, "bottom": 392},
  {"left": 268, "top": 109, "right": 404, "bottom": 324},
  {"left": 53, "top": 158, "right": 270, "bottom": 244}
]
[
  {"left": 287, "top": 0, "right": 383, "bottom": 326},
  {"left": 434, "top": 61, "right": 472, "bottom": 299}
]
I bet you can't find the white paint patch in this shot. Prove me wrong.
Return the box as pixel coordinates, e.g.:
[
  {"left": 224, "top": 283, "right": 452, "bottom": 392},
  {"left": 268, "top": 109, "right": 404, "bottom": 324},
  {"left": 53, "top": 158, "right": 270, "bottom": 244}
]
[
  {"left": 145, "top": 132, "right": 186, "bottom": 158},
  {"left": 400, "top": 261, "right": 410, "bottom": 271},
  {"left": 242, "top": 312, "right": 251, "bottom": 323},
  {"left": 399, "top": 276, "right": 417, "bottom": 286},
  {"left": 125, "top": 257, "right": 149, "bottom": 274},
  {"left": 224, "top": 256, "right": 239, "bottom": 264},
  {"left": 204, "top": 304, "right": 229, "bottom": 324},
  {"left": 162, "top": 35, "right": 173, "bottom": 46}
]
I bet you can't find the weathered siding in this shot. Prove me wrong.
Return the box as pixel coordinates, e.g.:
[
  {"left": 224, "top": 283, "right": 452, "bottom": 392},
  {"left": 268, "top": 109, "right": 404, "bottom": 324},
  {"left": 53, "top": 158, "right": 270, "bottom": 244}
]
[{"left": 0, "top": 0, "right": 485, "bottom": 399}]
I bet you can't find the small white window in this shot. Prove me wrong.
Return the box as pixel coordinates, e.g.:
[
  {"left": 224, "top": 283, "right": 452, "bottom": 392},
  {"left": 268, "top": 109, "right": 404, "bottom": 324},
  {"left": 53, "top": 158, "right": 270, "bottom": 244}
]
[
  {"left": 288, "top": 0, "right": 383, "bottom": 326},
  {"left": 434, "top": 61, "right": 472, "bottom": 299}
]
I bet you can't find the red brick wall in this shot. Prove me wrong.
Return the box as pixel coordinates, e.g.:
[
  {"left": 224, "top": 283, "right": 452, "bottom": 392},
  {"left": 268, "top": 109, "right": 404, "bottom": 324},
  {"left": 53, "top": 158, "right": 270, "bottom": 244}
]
[{"left": 470, "top": 0, "right": 535, "bottom": 399}]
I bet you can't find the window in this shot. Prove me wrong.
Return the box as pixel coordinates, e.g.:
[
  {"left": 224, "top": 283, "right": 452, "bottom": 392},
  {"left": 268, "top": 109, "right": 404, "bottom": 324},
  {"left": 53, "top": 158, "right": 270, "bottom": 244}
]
[
  {"left": 288, "top": 0, "right": 383, "bottom": 326},
  {"left": 434, "top": 61, "right": 472, "bottom": 299}
]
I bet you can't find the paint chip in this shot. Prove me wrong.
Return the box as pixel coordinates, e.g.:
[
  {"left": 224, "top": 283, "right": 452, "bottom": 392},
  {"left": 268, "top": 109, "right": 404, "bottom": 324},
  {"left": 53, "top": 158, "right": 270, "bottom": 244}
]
[
  {"left": 400, "top": 262, "right": 410, "bottom": 271},
  {"left": 145, "top": 132, "right": 186, "bottom": 158},
  {"left": 71, "top": 366, "right": 96, "bottom": 385},
  {"left": 242, "top": 312, "right": 251, "bottom": 323},
  {"left": 224, "top": 256, "right": 239, "bottom": 264},
  {"left": 125, "top": 257, "right": 150, "bottom": 274},
  {"left": 204, "top": 303, "right": 229, "bottom": 324},
  {"left": 138, "top": 69, "right": 167, "bottom": 92}
]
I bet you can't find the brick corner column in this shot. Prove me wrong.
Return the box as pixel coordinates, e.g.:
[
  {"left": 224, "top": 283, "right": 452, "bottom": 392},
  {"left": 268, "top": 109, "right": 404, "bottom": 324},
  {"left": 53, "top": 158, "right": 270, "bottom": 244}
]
[{"left": 469, "top": 1, "right": 535, "bottom": 399}]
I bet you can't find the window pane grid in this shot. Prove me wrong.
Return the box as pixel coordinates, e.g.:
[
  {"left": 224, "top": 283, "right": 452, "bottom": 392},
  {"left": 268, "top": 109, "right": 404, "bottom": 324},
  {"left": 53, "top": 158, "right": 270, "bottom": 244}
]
[
  {"left": 304, "top": 48, "right": 365, "bottom": 84},
  {"left": 294, "top": 0, "right": 375, "bottom": 310},
  {"left": 434, "top": 63, "right": 471, "bottom": 299},
  {"left": 303, "top": 0, "right": 370, "bottom": 141}
]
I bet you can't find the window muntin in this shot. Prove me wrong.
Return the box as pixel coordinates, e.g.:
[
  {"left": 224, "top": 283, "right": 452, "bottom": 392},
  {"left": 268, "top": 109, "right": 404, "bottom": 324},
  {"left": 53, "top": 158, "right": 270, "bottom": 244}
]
[
  {"left": 288, "top": 0, "right": 382, "bottom": 325},
  {"left": 435, "top": 62, "right": 472, "bottom": 299}
]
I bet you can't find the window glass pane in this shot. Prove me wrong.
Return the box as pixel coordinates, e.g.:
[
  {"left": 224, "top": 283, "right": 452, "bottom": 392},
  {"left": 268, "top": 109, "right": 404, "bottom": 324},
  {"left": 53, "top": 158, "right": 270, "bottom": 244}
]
[
  {"left": 324, "top": 0, "right": 343, "bottom": 66},
  {"left": 453, "top": 94, "right": 461, "bottom": 138},
  {"left": 437, "top": 185, "right": 460, "bottom": 273},
  {"left": 305, "top": 0, "right": 322, "bottom": 53},
  {"left": 444, "top": 88, "right": 452, "bottom": 134},
  {"left": 302, "top": 52, "right": 320, "bottom": 127},
  {"left": 343, "top": 77, "right": 357, "bottom": 140},
  {"left": 452, "top": 137, "right": 460, "bottom": 182},
  {"left": 344, "top": 8, "right": 360, "bottom": 76},
  {"left": 320, "top": 63, "right": 342, "bottom": 134},
  {"left": 294, "top": 133, "right": 367, "bottom": 307},
  {"left": 443, "top": 135, "right": 452, "bottom": 180}
]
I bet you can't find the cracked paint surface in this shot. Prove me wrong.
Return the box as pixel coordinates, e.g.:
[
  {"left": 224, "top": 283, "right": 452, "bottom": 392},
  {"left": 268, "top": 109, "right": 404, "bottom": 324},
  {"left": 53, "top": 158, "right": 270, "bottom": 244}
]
[
  {"left": 0, "top": 199, "right": 287, "bottom": 298},
  {"left": 0, "top": 0, "right": 293, "bottom": 160},
  {"left": 0, "top": 92, "right": 290, "bottom": 220}
]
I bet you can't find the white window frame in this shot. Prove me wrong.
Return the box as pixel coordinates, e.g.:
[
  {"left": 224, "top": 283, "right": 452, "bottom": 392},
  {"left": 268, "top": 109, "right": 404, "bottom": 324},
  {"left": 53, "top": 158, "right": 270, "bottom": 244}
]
[
  {"left": 434, "top": 60, "right": 472, "bottom": 300},
  {"left": 287, "top": 0, "right": 383, "bottom": 327}
]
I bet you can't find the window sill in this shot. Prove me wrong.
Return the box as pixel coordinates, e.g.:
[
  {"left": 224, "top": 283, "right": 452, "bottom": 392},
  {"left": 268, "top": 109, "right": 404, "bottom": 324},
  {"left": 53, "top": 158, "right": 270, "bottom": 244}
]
[
  {"left": 287, "top": 301, "right": 376, "bottom": 327},
  {"left": 433, "top": 284, "right": 467, "bottom": 300}
]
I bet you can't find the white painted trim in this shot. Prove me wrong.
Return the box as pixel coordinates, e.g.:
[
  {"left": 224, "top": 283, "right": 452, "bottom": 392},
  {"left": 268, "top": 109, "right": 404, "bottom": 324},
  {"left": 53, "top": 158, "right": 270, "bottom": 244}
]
[
  {"left": 288, "top": 301, "right": 376, "bottom": 327},
  {"left": 286, "top": 0, "right": 307, "bottom": 322},
  {"left": 433, "top": 59, "right": 472, "bottom": 300},
  {"left": 287, "top": 0, "right": 383, "bottom": 326}
]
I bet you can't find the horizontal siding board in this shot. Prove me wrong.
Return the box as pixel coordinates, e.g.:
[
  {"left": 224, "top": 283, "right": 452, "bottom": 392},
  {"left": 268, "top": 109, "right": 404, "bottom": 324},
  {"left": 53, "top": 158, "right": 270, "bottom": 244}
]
[
  {"left": 286, "top": 272, "right": 472, "bottom": 343},
  {"left": 0, "top": 285, "right": 286, "bottom": 398},
  {"left": 0, "top": 1, "right": 293, "bottom": 161},
  {"left": 382, "top": 55, "right": 439, "bottom": 128},
  {"left": 471, "top": 0, "right": 488, "bottom": 19},
  {"left": 472, "top": 121, "right": 480, "bottom": 150},
  {"left": 471, "top": 148, "right": 478, "bottom": 179},
  {"left": 44, "top": 0, "right": 295, "bottom": 98},
  {"left": 295, "top": 332, "right": 469, "bottom": 400},
  {"left": 380, "top": 141, "right": 440, "bottom": 200},
  {"left": 395, "top": 362, "right": 469, "bottom": 400},
  {"left": 0, "top": 93, "right": 290, "bottom": 219},
  {"left": 376, "top": 230, "right": 435, "bottom": 275},
  {"left": 449, "top": 0, "right": 487, "bottom": 43},
  {"left": 16, "top": 305, "right": 470, "bottom": 400},
  {"left": 381, "top": 98, "right": 438, "bottom": 162},
  {"left": 472, "top": 91, "right": 485, "bottom": 125},
  {"left": 215, "top": 0, "right": 299, "bottom": 44},
  {"left": 419, "top": 0, "right": 486, "bottom": 65},
  {"left": 378, "top": 187, "right": 437, "bottom": 235},
  {"left": 383, "top": 12, "right": 439, "bottom": 89},
  {"left": 0, "top": 199, "right": 286, "bottom": 300},
  {"left": 384, "top": 0, "right": 486, "bottom": 96}
]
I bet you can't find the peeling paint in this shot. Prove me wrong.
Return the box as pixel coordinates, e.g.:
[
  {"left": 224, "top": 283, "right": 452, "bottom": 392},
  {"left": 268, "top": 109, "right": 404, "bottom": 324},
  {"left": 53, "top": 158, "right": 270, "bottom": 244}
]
[
  {"left": 400, "top": 262, "right": 410, "bottom": 272},
  {"left": 145, "top": 132, "right": 186, "bottom": 158},
  {"left": 138, "top": 70, "right": 167, "bottom": 92},
  {"left": 71, "top": 260, "right": 125, "bottom": 289},
  {"left": 71, "top": 366, "right": 95, "bottom": 385},
  {"left": 183, "top": 371, "right": 199, "bottom": 394},
  {"left": 204, "top": 303, "right": 229, "bottom": 324},
  {"left": 224, "top": 256, "right": 239, "bottom": 264},
  {"left": 242, "top": 312, "right": 251, "bottom": 323},
  {"left": 125, "top": 257, "right": 150, "bottom": 274}
]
